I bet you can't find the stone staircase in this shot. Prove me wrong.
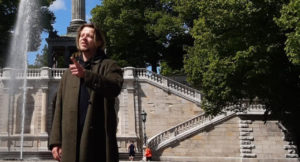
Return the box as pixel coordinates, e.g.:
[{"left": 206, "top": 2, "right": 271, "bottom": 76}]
[
  {"left": 130, "top": 68, "right": 268, "bottom": 153},
  {"left": 278, "top": 122, "right": 299, "bottom": 158},
  {"left": 146, "top": 104, "right": 265, "bottom": 151}
]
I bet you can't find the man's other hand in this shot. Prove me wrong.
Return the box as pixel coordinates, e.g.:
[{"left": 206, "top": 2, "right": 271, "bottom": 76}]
[{"left": 51, "top": 146, "right": 62, "bottom": 161}]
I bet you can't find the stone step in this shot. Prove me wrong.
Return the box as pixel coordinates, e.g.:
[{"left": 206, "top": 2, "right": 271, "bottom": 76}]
[{"left": 0, "top": 152, "right": 143, "bottom": 161}]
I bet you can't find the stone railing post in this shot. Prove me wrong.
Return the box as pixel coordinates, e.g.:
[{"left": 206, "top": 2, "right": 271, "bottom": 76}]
[
  {"left": 162, "top": 77, "right": 168, "bottom": 88},
  {"left": 3, "top": 68, "right": 12, "bottom": 78},
  {"left": 195, "top": 92, "right": 201, "bottom": 103},
  {"left": 40, "top": 67, "right": 50, "bottom": 79}
]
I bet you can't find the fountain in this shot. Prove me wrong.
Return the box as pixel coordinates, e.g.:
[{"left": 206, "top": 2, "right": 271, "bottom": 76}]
[{"left": 0, "top": 0, "right": 41, "bottom": 160}]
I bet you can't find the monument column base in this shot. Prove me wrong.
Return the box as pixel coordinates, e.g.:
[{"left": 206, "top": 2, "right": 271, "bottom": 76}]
[{"left": 67, "top": 19, "right": 86, "bottom": 36}]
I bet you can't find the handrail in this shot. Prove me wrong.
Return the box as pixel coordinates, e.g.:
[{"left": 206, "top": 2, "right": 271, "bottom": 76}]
[
  {"left": 134, "top": 68, "right": 201, "bottom": 104},
  {"left": 0, "top": 68, "right": 41, "bottom": 79},
  {"left": 147, "top": 112, "right": 209, "bottom": 149},
  {"left": 50, "top": 68, "right": 65, "bottom": 79},
  {"left": 0, "top": 67, "right": 65, "bottom": 79},
  {"left": 147, "top": 104, "right": 265, "bottom": 151},
  {"left": 0, "top": 67, "right": 201, "bottom": 103}
]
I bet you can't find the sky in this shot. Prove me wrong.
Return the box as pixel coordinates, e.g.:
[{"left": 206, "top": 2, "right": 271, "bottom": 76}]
[{"left": 28, "top": 0, "right": 102, "bottom": 65}]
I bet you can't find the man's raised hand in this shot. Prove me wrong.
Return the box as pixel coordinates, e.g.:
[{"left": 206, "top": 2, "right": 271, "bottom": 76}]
[{"left": 69, "top": 57, "right": 85, "bottom": 78}]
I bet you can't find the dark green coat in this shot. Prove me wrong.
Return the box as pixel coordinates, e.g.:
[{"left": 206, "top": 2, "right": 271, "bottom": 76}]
[{"left": 49, "top": 54, "right": 123, "bottom": 162}]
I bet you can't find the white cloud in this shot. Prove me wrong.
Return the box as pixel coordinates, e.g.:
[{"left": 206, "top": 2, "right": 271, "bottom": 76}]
[{"left": 49, "top": 0, "right": 66, "bottom": 11}]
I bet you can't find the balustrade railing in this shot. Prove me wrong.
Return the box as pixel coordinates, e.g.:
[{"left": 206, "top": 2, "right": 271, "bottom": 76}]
[
  {"left": 134, "top": 68, "right": 162, "bottom": 83},
  {"left": 27, "top": 68, "right": 41, "bottom": 78},
  {"left": 0, "top": 68, "right": 200, "bottom": 104},
  {"left": 147, "top": 112, "right": 210, "bottom": 150},
  {"left": 1, "top": 67, "right": 201, "bottom": 103},
  {"left": 10, "top": 69, "right": 39, "bottom": 78},
  {"left": 134, "top": 68, "right": 201, "bottom": 103},
  {"left": 0, "top": 67, "right": 66, "bottom": 79},
  {"left": 51, "top": 68, "right": 65, "bottom": 79}
]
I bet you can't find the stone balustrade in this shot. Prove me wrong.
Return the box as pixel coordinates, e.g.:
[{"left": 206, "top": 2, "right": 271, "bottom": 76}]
[
  {"left": 0, "top": 67, "right": 201, "bottom": 104},
  {"left": 134, "top": 68, "right": 201, "bottom": 104},
  {"left": 0, "top": 67, "right": 65, "bottom": 80},
  {"left": 49, "top": 68, "right": 65, "bottom": 79},
  {"left": 147, "top": 112, "right": 209, "bottom": 150}
]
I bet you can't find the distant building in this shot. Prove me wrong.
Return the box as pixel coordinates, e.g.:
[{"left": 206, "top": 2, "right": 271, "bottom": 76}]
[{"left": 46, "top": 0, "right": 86, "bottom": 68}]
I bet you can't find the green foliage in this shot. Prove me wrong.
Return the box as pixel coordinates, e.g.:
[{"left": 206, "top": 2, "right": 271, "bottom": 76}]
[
  {"left": 92, "top": 0, "right": 152, "bottom": 68},
  {"left": 160, "top": 61, "right": 185, "bottom": 76},
  {"left": 0, "top": 0, "right": 18, "bottom": 66},
  {"left": 184, "top": 0, "right": 300, "bottom": 118},
  {"left": 92, "top": 0, "right": 300, "bottom": 131},
  {"left": 91, "top": 0, "right": 193, "bottom": 72},
  {"left": 0, "top": 0, "right": 55, "bottom": 67},
  {"left": 30, "top": 45, "right": 49, "bottom": 68},
  {"left": 275, "top": 0, "right": 300, "bottom": 65}
]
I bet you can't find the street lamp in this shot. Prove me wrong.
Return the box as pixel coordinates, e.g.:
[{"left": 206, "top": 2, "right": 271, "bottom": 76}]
[{"left": 141, "top": 110, "right": 147, "bottom": 146}]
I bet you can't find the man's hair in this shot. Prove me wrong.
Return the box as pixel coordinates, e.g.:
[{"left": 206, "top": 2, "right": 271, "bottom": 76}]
[{"left": 76, "top": 23, "right": 106, "bottom": 50}]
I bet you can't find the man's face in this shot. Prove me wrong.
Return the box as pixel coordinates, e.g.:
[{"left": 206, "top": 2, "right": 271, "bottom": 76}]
[{"left": 79, "top": 27, "right": 98, "bottom": 52}]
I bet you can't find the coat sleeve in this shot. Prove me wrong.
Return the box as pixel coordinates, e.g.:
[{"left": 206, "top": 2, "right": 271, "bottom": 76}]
[
  {"left": 48, "top": 71, "right": 66, "bottom": 150},
  {"left": 84, "top": 60, "right": 123, "bottom": 98}
]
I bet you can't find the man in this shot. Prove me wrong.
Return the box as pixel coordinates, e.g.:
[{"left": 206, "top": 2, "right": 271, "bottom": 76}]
[
  {"left": 49, "top": 24, "right": 123, "bottom": 162},
  {"left": 127, "top": 141, "right": 136, "bottom": 161}
]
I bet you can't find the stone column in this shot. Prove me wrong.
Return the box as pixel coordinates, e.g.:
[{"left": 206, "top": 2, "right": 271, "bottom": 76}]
[
  {"left": 0, "top": 81, "right": 9, "bottom": 135},
  {"left": 40, "top": 67, "right": 50, "bottom": 134},
  {"left": 40, "top": 87, "right": 48, "bottom": 134},
  {"left": 68, "top": 0, "right": 86, "bottom": 36},
  {"left": 72, "top": 0, "right": 85, "bottom": 21},
  {"left": 123, "top": 67, "right": 137, "bottom": 137}
]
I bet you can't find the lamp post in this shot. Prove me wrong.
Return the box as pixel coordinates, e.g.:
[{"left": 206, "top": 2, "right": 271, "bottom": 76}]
[{"left": 141, "top": 110, "right": 147, "bottom": 146}]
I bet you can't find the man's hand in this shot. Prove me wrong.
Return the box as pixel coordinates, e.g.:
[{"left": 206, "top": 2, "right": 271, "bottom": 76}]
[
  {"left": 69, "top": 57, "right": 85, "bottom": 78},
  {"left": 51, "top": 146, "right": 62, "bottom": 161}
]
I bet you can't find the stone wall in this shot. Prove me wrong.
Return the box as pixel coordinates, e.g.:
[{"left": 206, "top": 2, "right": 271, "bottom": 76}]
[
  {"left": 156, "top": 117, "right": 240, "bottom": 160},
  {"left": 137, "top": 82, "right": 202, "bottom": 138},
  {"left": 154, "top": 115, "right": 299, "bottom": 161}
]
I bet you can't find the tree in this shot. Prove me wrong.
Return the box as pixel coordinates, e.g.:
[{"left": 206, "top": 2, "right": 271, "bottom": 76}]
[
  {"left": 91, "top": 0, "right": 157, "bottom": 69},
  {"left": 29, "top": 45, "right": 49, "bottom": 68},
  {"left": 91, "top": 0, "right": 193, "bottom": 72},
  {"left": 0, "top": 0, "right": 18, "bottom": 66},
  {"left": 275, "top": 0, "right": 300, "bottom": 65},
  {"left": 0, "top": 0, "right": 55, "bottom": 67},
  {"left": 183, "top": 0, "right": 300, "bottom": 146}
]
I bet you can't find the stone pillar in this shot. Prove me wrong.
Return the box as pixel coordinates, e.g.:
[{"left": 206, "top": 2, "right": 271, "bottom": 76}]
[
  {"left": 68, "top": 0, "right": 86, "bottom": 36},
  {"left": 123, "top": 67, "right": 137, "bottom": 137},
  {"left": 3, "top": 68, "right": 12, "bottom": 78},
  {"left": 40, "top": 67, "right": 50, "bottom": 134},
  {"left": 40, "top": 87, "right": 48, "bottom": 134},
  {"left": 0, "top": 81, "right": 9, "bottom": 135},
  {"left": 41, "top": 67, "right": 50, "bottom": 79},
  {"left": 72, "top": 0, "right": 85, "bottom": 21}
]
